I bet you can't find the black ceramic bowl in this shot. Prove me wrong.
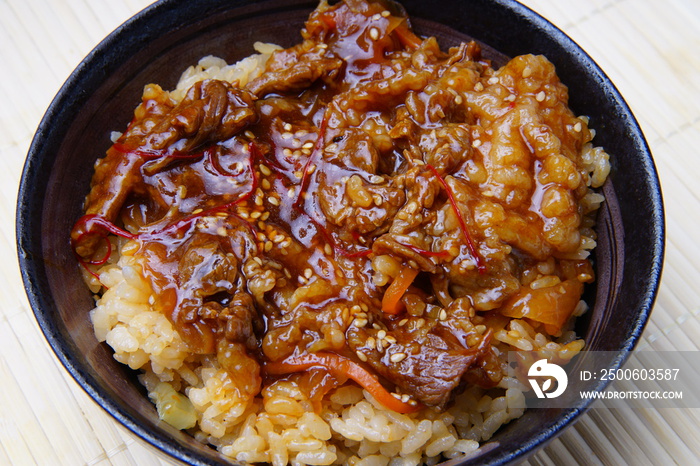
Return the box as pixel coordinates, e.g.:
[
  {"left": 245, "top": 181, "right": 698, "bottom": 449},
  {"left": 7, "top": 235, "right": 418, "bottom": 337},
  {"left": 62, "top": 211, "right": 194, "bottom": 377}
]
[{"left": 17, "top": 0, "right": 664, "bottom": 464}]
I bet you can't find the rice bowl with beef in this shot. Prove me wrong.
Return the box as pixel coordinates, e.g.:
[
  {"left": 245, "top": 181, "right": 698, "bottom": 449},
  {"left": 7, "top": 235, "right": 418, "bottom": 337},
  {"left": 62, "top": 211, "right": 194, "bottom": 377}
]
[{"left": 69, "top": 0, "right": 611, "bottom": 464}]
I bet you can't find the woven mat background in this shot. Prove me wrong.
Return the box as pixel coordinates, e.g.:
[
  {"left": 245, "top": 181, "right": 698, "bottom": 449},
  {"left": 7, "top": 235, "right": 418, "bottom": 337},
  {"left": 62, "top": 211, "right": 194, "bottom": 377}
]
[{"left": 2, "top": 0, "right": 699, "bottom": 464}]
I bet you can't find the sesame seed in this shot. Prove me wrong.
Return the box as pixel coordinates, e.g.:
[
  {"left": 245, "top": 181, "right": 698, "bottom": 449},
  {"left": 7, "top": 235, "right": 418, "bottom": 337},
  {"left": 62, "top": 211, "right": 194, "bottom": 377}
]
[
  {"left": 260, "top": 212, "right": 270, "bottom": 221},
  {"left": 356, "top": 351, "right": 368, "bottom": 362},
  {"left": 304, "top": 268, "right": 313, "bottom": 279},
  {"left": 216, "top": 226, "right": 227, "bottom": 237},
  {"left": 268, "top": 196, "right": 280, "bottom": 206},
  {"left": 474, "top": 82, "right": 484, "bottom": 91},
  {"left": 177, "top": 185, "right": 187, "bottom": 199},
  {"left": 254, "top": 257, "right": 263, "bottom": 265},
  {"left": 536, "top": 91, "right": 546, "bottom": 102},
  {"left": 506, "top": 94, "right": 516, "bottom": 102},
  {"left": 367, "top": 337, "right": 376, "bottom": 350},
  {"left": 251, "top": 211, "right": 261, "bottom": 219},
  {"left": 398, "top": 318, "right": 408, "bottom": 327},
  {"left": 273, "top": 235, "right": 285, "bottom": 244},
  {"left": 401, "top": 394, "right": 410, "bottom": 403},
  {"left": 294, "top": 171, "right": 303, "bottom": 179},
  {"left": 369, "top": 27, "right": 379, "bottom": 41},
  {"left": 354, "top": 318, "right": 368, "bottom": 328},
  {"left": 522, "top": 66, "right": 532, "bottom": 78},
  {"left": 372, "top": 13, "right": 381, "bottom": 20},
  {"left": 385, "top": 335, "right": 396, "bottom": 344},
  {"left": 302, "top": 141, "right": 314, "bottom": 149},
  {"left": 377, "top": 330, "right": 387, "bottom": 340},
  {"left": 283, "top": 148, "right": 292, "bottom": 157},
  {"left": 262, "top": 179, "right": 271, "bottom": 190},
  {"left": 454, "top": 95, "right": 463, "bottom": 105},
  {"left": 472, "top": 139, "right": 482, "bottom": 148},
  {"left": 283, "top": 123, "right": 292, "bottom": 131},
  {"left": 287, "top": 187, "right": 296, "bottom": 198},
  {"left": 391, "top": 392, "right": 401, "bottom": 400},
  {"left": 574, "top": 122, "right": 582, "bottom": 132},
  {"left": 439, "top": 309, "right": 448, "bottom": 321},
  {"left": 370, "top": 175, "right": 384, "bottom": 184},
  {"left": 360, "top": 303, "right": 368, "bottom": 312},
  {"left": 192, "top": 208, "right": 203, "bottom": 214},
  {"left": 281, "top": 132, "right": 293, "bottom": 140},
  {"left": 264, "top": 241, "right": 273, "bottom": 252},
  {"left": 488, "top": 76, "right": 498, "bottom": 85},
  {"left": 372, "top": 323, "right": 382, "bottom": 330},
  {"left": 381, "top": 10, "right": 390, "bottom": 17},
  {"left": 307, "top": 164, "right": 317, "bottom": 174},
  {"left": 324, "top": 243, "right": 333, "bottom": 255},
  {"left": 351, "top": 304, "right": 362, "bottom": 313},
  {"left": 390, "top": 352, "right": 407, "bottom": 363},
  {"left": 260, "top": 164, "right": 272, "bottom": 176}
]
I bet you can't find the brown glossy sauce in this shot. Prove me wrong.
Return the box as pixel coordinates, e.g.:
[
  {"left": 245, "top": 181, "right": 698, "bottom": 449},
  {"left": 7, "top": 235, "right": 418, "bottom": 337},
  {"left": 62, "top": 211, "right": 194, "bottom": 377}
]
[{"left": 72, "top": 0, "right": 597, "bottom": 408}]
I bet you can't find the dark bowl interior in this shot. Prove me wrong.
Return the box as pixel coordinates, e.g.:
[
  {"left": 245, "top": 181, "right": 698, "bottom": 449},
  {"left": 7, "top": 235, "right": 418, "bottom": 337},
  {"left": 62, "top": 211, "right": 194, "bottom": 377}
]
[{"left": 16, "top": 0, "right": 664, "bottom": 464}]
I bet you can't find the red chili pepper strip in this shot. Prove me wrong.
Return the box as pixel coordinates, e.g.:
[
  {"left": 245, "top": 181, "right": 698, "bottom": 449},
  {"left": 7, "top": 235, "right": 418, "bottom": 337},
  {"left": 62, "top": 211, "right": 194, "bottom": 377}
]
[
  {"left": 70, "top": 215, "right": 138, "bottom": 282},
  {"left": 73, "top": 214, "right": 138, "bottom": 241},
  {"left": 265, "top": 352, "right": 422, "bottom": 414},
  {"left": 396, "top": 241, "right": 451, "bottom": 259},
  {"left": 426, "top": 164, "right": 486, "bottom": 274}
]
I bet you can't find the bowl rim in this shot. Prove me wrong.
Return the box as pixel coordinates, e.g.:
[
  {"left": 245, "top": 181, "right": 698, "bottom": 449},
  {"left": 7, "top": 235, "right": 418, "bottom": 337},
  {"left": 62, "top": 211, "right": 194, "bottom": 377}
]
[{"left": 16, "top": 0, "right": 665, "bottom": 465}]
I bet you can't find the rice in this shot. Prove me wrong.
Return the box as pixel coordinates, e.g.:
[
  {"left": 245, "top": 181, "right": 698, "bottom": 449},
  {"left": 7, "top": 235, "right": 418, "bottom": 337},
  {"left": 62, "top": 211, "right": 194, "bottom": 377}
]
[
  {"left": 88, "top": 241, "right": 575, "bottom": 463},
  {"left": 88, "top": 222, "right": 592, "bottom": 465},
  {"left": 83, "top": 18, "right": 612, "bottom": 466}
]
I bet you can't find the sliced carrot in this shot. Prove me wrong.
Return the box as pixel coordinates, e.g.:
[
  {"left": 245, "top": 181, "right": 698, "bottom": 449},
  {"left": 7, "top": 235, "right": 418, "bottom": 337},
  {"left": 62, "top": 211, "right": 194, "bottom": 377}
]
[
  {"left": 500, "top": 279, "right": 584, "bottom": 335},
  {"left": 381, "top": 265, "right": 419, "bottom": 315},
  {"left": 265, "top": 352, "right": 421, "bottom": 414}
]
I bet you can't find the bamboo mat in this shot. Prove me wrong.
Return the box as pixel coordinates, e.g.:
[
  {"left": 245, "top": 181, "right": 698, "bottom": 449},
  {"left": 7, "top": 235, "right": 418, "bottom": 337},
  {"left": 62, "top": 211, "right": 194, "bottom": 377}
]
[{"left": 2, "top": 0, "right": 699, "bottom": 464}]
